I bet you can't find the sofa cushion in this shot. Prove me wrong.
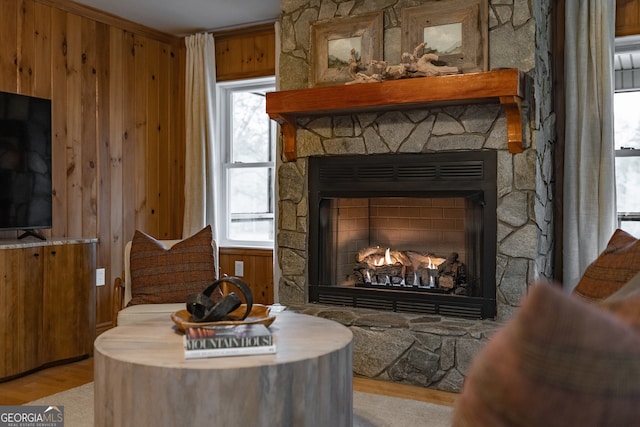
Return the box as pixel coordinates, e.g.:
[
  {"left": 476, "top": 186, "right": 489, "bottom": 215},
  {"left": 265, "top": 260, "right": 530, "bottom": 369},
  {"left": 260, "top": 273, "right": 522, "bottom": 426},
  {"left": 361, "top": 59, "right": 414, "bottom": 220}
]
[
  {"left": 451, "top": 282, "right": 640, "bottom": 427},
  {"left": 573, "top": 229, "right": 640, "bottom": 301},
  {"left": 117, "top": 303, "right": 184, "bottom": 326},
  {"left": 128, "top": 225, "right": 217, "bottom": 306}
]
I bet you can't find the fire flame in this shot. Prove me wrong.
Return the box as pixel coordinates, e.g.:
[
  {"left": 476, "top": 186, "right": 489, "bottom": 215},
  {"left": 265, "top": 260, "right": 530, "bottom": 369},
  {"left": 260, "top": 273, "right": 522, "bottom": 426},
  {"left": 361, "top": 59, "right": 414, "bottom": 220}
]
[{"left": 373, "top": 248, "right": 394, "bottom": 266}]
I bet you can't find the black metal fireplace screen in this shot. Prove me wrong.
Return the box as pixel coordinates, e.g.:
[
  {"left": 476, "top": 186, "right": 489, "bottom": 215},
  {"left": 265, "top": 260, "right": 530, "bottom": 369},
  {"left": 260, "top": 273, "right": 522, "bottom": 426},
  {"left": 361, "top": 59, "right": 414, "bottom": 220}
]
[{"left": 308, "top": 151, "right": 497, "bottom": 319}]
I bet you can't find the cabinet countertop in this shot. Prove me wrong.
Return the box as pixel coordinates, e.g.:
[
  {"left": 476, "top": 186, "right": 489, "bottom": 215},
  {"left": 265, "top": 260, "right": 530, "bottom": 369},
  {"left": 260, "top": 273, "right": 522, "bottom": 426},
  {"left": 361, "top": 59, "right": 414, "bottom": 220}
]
[{"left": 0, "top": 237, "right": 99, "bottom": 250}]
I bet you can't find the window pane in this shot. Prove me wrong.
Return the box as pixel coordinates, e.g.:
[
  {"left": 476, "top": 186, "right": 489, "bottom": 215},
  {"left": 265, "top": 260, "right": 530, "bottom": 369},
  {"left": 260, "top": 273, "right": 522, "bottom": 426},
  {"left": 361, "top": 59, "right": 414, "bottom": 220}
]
[
  {"left": 614, "top": 90, "right": 640, "bottom": 237},
  {"left": 218, "top": 77, "right": 275, "bottom": 246},
  {"left": 614, "top": 92, "right": 640, "bottom": 150},
  {"left": 228, "top": 167, "right": 274, "bottom": 241},
  {"left": 616, "top": 157, "right": 640, "bottom": 213},
  {"left": 619, "top": 220, "right": 640, "bottom": 237},
  {"left": 231, "top": 91, "right": 271, "bottom": 163}
]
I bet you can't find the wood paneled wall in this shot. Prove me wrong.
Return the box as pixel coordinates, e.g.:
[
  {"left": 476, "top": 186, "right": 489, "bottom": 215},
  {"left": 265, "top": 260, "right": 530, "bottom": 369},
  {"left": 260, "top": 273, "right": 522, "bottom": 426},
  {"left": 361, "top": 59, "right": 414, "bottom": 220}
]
[
  {"left": 0, "top": 0, "right": 185, "bottom": 332},
  {"left": 617, "top": 0, "right": 640, "bottom": 36},
  {"left": 0, "top": 1, "right": 276, "bottom": 331},
  {"left": 219, "top": 248, "right": 274, "bottom": 305},
  {"left": 214, "top": 24, "right": 276, "bottom": 82}
]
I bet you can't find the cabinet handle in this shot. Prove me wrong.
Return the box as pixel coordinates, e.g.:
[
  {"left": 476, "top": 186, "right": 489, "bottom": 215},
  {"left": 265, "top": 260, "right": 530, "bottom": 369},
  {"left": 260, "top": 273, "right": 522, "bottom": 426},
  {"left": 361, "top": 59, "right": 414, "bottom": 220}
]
[
  {"left": 50, "top": 251, "right": 56, "bottom": 256},
  {"left": 33, "top": 253, "right": 39, "bottom": 257}
]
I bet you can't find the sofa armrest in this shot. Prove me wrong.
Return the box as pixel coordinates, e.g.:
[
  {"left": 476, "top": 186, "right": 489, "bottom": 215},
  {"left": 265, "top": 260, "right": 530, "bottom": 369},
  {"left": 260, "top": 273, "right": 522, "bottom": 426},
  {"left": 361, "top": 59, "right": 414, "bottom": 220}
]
[{"left": 112, "top": 276, "right": 125, "bottom": 327}]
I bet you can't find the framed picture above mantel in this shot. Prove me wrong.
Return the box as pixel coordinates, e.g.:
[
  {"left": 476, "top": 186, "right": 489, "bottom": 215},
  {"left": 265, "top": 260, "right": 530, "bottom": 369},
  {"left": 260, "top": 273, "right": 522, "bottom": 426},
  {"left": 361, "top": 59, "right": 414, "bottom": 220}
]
[
  {"left": 309, "top": 12, "right": 383, "bottom": 87},
  {"left": 401, "top": 0, "right": 488, "bottom": 73}
]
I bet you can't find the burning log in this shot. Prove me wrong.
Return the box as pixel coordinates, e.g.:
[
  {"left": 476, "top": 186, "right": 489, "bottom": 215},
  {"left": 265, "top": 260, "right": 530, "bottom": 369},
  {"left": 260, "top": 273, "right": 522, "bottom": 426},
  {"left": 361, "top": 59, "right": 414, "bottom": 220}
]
[
  {"left": 357, "top": 247, "right": 410, "bottom": 266},
  {"left": 435, "top": 252, "right": 467, "bottom": 291},
  {"left": 354, "top": 246, "right": 468, "bottom": 292},
  {"left": 357, "top": 246, "right": 385, "bottom": 261},
  {"left": 437, "top": 252, "right": 460, "bottom": 274},
  {"left": 356, "top": 263, "right": 407, "bottom": 286},
  {"left": 438, "top": 275, "right": 455, "bottom": 289},
  {"left": 406, "top": 251, "right": 447, "bottom": 268}
]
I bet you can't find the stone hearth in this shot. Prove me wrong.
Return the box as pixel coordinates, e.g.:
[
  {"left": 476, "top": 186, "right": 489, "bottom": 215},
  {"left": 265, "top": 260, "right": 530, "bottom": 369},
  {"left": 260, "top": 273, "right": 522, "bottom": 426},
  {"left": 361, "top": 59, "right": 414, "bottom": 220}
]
[
  {"left": 274, "top": 0, "right": 555, "bottom": 392},
  {"left": 288, "top": 303, "right": 499, "bottom": 392}
]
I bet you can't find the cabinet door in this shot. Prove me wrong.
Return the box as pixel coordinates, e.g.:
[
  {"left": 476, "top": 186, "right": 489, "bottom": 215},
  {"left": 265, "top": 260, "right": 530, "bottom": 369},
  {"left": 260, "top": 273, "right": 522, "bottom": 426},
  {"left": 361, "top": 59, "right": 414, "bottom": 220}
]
[
  {"left": 0, "top": 247, "right": 43, "bottom": 379},
  {"left": 42, "top": 243, "right": 96, "bottom": 362}
]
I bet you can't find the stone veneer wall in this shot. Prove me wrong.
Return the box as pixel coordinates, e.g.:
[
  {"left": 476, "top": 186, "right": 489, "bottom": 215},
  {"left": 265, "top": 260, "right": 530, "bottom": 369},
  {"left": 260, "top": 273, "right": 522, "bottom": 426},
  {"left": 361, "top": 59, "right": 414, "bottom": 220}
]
[{"left": 275, "top": 0, "right": 555, "bottom": 391}]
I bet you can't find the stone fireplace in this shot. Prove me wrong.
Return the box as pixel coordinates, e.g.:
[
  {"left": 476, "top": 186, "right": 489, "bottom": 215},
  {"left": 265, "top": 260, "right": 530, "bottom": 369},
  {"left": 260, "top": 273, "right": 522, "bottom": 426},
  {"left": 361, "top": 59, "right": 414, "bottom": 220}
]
[
  {"left": 274, "top": 100, "right": 548, "bottom": 321},
  {"left": 270, "top": 0, "right": 555, "bottom": 392},
  {"left": 308, "top": 151, "right": 498, "bottom": 319}
]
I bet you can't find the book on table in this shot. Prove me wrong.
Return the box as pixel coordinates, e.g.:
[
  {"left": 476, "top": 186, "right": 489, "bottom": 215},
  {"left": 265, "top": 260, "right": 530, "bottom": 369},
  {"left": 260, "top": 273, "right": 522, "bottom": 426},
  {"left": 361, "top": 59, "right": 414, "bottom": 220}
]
[{"left": 183, "top": 323, "right": 276, "bottom": 359}]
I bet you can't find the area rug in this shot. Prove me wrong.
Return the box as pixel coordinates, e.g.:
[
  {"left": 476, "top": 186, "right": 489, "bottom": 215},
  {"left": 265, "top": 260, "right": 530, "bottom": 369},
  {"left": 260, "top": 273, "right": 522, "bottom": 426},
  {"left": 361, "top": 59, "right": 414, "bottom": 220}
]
[{"left": 26, "top": 382, "right": 453, "bottom": 427}]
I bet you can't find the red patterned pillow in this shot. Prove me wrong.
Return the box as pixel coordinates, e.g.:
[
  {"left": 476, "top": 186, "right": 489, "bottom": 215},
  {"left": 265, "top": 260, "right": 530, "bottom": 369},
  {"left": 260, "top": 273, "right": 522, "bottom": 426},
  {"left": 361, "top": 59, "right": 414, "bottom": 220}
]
[
  {"left": 128, "top": 226, "right": 217, "bottom": 306},
  {"left": 452, "top": 282, "right": 640, "bottom": 427},
  {"left": 573, "top": 229, "right": 640, "bottom": 301}
]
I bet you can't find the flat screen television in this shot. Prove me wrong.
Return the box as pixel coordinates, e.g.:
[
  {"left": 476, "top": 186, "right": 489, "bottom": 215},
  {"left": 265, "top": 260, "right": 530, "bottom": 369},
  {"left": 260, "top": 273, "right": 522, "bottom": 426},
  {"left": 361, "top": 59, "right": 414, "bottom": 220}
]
[{"left": 0, "top": 91, "right": 52, "bottom": 239}]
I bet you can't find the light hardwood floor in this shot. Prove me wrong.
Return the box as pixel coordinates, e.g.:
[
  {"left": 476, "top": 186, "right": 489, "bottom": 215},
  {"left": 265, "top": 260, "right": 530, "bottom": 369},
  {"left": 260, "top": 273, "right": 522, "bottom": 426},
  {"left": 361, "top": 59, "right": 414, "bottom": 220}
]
[
  {"left": 0, "top": 358, "right": 94, "bottom": 405},
  {"left": 0, "top": 357, "right": 458, "bottom": 407},
  {"left": 353, "top": 376, "right": 458, "bottom": 407}
]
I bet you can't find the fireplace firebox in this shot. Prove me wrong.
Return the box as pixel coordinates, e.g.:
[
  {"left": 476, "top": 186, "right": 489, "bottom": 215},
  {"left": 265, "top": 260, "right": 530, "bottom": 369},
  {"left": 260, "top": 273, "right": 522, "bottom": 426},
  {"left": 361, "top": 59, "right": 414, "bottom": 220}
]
[{"left": 308, "top": 151, "right": 497, "bottom": 319}]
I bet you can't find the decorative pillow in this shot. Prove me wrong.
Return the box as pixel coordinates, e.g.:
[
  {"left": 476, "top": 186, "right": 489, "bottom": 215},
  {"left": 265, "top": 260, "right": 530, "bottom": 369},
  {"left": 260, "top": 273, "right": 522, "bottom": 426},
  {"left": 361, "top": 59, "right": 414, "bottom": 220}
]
[
  {"left": 451, "top": 282, "right": 640, "bottom": 427},
  {"left": 128, "top": 225, "right": 217, "bottom": 306},
  {"left": 573, "top": 229, "right": 640, "bottom": 301},
  {"left": 599, "top": 271, "right": 640, "bottom": 331}
]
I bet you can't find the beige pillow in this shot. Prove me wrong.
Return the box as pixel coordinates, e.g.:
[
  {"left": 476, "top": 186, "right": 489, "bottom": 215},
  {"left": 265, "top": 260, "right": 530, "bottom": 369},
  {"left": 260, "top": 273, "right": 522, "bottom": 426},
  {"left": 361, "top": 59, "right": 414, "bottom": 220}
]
[
  {"left": 128, "top": 225, "right": 217, "bottom": 306},
  {"left": 599, "top": 271, "right": 640, "bottom": 331},
  {"left": 452, "top": 282, "right": 640, "bottom": 427},
  {"left": 600, "top": 271, "right": 640, "bottom": 304},
  {"left": 573, "top": 229, "right": 640, "bottom": 301}
]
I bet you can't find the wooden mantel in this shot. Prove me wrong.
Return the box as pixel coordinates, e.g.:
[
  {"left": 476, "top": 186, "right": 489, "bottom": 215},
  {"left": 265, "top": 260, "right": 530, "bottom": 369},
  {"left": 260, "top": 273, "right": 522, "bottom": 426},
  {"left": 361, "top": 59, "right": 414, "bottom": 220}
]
[{"left": 266, "top": 68, "right": 526, "bottom": 160}]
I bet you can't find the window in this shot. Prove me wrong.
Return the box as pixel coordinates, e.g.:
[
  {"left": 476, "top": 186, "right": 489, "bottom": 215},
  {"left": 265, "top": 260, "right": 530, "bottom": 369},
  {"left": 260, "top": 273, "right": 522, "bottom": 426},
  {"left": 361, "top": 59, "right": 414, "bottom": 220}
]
[
  {"left": 217, "top": 77, "right": 276, "bottom": 248},
  {"left": 614, "top": 91, "right": 640, "bottom": 236}
]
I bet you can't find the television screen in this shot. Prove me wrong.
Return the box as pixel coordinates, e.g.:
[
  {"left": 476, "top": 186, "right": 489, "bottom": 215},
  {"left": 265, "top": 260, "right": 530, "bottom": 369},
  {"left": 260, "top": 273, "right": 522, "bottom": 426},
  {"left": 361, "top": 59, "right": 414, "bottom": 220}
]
[{"left": 0, "top": 91, "right": 52, "bottom": 233}]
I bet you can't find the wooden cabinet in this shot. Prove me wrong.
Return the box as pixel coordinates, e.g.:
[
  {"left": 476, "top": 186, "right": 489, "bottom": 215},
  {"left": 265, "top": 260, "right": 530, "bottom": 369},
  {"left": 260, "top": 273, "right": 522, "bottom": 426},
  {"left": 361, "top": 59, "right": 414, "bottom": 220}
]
[
  {"left": 42, "top": 243, "right": 97, "bottom": 362},
  {"left": 0, "top": 246, "right": 43, "bottom": 379},
  {"left": 0, "top": 240, "right": 96, "bottom": 381}
]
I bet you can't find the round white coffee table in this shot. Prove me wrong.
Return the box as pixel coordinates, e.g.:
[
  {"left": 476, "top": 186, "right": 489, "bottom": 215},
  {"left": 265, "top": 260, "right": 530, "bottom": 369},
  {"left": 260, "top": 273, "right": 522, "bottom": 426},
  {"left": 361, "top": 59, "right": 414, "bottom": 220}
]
[{"left": 94, "top": 311, "right": 353, "bottom": 427}]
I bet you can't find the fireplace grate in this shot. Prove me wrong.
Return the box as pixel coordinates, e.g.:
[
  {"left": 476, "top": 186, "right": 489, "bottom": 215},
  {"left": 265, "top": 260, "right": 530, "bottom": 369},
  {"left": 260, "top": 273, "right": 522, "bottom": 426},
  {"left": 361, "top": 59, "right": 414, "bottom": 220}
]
[
  {"left": 395, "top": 165, "right": 437, "bottom": 180},
  {"left": 438, "top": 304, "right": 483, "bottom": 319},
  {"left": 318, "top": 159, "right": 484, "bottom": 184},
  {"left": 395, "top": 301, "right": 437, "bottom": 315},
  {"left": 439, "top": 163, "right": 484, "bottom": 179},
  {"left": 316, "top": 293, "right": 485, "bottom": 318},
  {"left": 317, "top": 294, "right": 353, "bottom": 306},
  {"left": 355, "top": 298, "right": 394, "bottom": 311},
  {"left": 357, "top": 166, "right": 396, "bottom": 180}
]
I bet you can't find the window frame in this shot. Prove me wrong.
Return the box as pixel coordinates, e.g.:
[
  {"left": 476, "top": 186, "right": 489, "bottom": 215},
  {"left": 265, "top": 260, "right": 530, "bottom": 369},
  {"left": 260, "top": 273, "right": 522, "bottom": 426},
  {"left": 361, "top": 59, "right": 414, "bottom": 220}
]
[
  {"left": 614, "top": 144, "right": 640, "bottom": 230},
  {"left": 215, "top": 76, "right": 276, "bottom": 249},
  {"left": 614, "top": 35, "right": 640, "bottom": 234}
]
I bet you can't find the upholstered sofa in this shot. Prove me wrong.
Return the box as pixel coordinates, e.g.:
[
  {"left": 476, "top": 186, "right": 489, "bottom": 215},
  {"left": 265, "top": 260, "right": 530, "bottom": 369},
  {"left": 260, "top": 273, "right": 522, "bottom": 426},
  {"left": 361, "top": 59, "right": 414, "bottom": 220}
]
[
  {"left": 452, "top": 229, "right": 640, "bottom": 426},
  {"left": 112, "top": 226, "right": 218, "bottom": 326}
]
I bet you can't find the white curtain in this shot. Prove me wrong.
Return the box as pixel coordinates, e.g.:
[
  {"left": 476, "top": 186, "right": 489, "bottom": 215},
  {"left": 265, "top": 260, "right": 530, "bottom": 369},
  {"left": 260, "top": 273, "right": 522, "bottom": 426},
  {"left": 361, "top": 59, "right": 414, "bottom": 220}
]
[
  {"left": 183, "top": 33, "right": 217, "bottom": 239},
  {"left": 563, "top": 0, "right": 617, "bottom": 291}
]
